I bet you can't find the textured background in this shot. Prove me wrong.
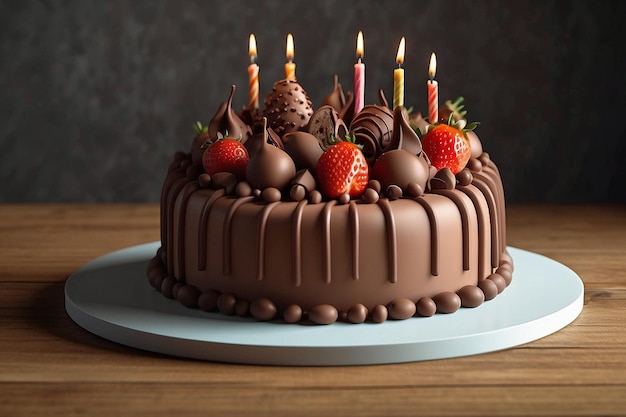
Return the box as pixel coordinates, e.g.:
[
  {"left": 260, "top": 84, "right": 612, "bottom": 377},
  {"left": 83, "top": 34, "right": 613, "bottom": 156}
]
[{"left": 1, "top": 0, "right": 625, "bottom": 203}]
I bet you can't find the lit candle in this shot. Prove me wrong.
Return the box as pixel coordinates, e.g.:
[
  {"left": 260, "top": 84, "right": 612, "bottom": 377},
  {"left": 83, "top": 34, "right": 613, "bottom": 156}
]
[
  {"left": 354, "top": 31, "right": 365, "bottom": 116},
  {"left": 393, "top": 37, "right": 405, "bottom": 109},
  {"left": 427, "top": 52, "right": 439, "bottom": 124},
  {"left": 285, "top": 33, "right": 296, "bottom": 80},
  {"left": 248, "top": 34, "right": 259, "bottom": 110}
]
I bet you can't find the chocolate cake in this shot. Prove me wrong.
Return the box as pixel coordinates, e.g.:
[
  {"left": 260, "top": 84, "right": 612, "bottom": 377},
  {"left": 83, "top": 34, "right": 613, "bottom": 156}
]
[{"left": 146, "top": 78, "right": 513, "bottom": 324}]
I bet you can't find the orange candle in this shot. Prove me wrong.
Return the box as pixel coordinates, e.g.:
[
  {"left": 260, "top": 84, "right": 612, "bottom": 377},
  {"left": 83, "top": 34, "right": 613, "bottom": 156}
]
[
  {"left": 393, "top": 37, "right": 405, "bottom": 109},
  {"left": 248, "top": 34, "right": 259, "bottom": 110},
  {"left": 354, "top": 31, "right": 365, "bottom": 116},
  {"left": 427, "top": 52, "right": 438, "bottom": 124},
  {"left": 285, "top": 33, "right": 296, "bottom": 80}
]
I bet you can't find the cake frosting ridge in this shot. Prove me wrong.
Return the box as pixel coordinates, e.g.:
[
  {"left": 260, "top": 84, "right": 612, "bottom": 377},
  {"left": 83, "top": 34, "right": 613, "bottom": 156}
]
[{"left": 147, "top": 74, "right": 513, "bottom": 325}]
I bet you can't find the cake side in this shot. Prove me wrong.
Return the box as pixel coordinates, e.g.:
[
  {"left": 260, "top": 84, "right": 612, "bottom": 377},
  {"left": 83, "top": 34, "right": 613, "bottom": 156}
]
[{"left": 147, "top": 148, "right": 512, "bottom": 323}]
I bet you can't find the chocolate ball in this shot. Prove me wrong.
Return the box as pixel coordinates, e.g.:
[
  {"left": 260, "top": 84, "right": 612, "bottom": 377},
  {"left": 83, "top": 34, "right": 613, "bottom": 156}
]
[{"left": 372, "top": 149, "right": 430, "bottom": 192}]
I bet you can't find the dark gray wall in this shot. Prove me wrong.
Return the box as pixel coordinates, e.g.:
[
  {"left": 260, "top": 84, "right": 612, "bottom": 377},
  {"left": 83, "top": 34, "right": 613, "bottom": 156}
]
[{"left": 2, "top": 0, "right": 625, "bottom": 203}]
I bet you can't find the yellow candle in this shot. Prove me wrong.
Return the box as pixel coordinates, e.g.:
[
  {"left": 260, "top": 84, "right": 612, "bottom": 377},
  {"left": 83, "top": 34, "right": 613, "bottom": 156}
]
[
  {"left": 248, "top": 34, "right": 259, "bottom": 110},
  {"left": 393, "top": 37, "right": 405, "bottom": 109},
  {"left": 285, "top": 33, "right": 296, "bottom": 80}
]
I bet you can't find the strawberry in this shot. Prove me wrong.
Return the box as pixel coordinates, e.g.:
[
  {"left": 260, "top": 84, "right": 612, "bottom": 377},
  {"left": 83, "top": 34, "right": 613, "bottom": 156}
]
[
  {"left": 316, "top": 137, "right": 369, "bottom": 199},
  {"left": 202, "top": 137, "right": 249, "bottom": 180},
  {"left": 421, "top": 124, "right": 471, "bottom": 174}
]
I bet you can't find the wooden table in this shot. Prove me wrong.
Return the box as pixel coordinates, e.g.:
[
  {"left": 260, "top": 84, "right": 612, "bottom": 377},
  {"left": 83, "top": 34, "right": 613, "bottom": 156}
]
[{"left": 1, "top": 204, "right": 625, "bottom": 416}]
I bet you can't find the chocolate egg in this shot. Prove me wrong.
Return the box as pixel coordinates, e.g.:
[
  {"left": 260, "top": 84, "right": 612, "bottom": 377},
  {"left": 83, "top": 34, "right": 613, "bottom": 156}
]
[
  {"left": 262, "top": 79, "right": 313, "bottom": 136},
  {"left": 433, "top": 291, "right": 461, "bottom": 314},
  {"left": 308, "top": 304, "right": 338, "bottom": 325},
  {"left": 457, "top": 285, "right": 485, "bottom": 308},
  {"left": 387, "top": 298, "right": 416, "bottom": 320}
]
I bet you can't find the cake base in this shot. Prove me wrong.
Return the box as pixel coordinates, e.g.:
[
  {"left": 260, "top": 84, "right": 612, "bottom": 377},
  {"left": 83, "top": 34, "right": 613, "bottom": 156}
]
[{"left": 65, "top": 242, "right": 583, "bottom": 366}]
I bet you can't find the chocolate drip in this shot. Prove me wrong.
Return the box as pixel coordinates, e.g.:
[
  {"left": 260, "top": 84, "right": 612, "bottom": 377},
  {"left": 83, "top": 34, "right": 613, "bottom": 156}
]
[
  {"left": 176, "top": 182, "right": 200, "bottom": 280},
  {"left": 166, "top": 176, "right": 192, "bottom": 275},
  {"left": 197, "top": 189, "right": 227, "bottom": 271},
  {"left": 483, "top": 164, "right": 507, "bottom": 250},
  {"left": 256, "top": 202, "right": 280, "bottom": 281},
  {"left": 291, "top": 199, "right": 308, "bottom": 287},
  {"left": 322, "top": 201, "right": 337, "bottom": 284},
  {"left": 349, "top": 200, "right": 360, "bottom": 280},
  {"left": 377, "top": 199, "right": 398, "bottom": 283},
  {"left": 475, "top": 170, "right": 504, "bottom": 257},
  {"left": 160, "top": 166, "right": 184, "bottom": 257},
  {"left": 457, "top": 185, "right": 488, "bottom": 279},
  {"left": 471, "top": 178, "right": 500, "bottom": 268},
  {"left": 432, "top": 190, "right": 471, "bottom": 271},
  {"left": 222, "top": 196, "right": 255, "bottom": 276},
  {"left": 414, "top": 197, "right": 439, "bottom": 276}
]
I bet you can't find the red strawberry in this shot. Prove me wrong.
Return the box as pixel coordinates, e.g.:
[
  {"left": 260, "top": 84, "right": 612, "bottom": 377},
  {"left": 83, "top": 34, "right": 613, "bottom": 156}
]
[
  {"left": 202, "top": 137, "right": 249, "bottom": 180},
  {"left": 316, "top": 139, "right": 369, "bottom": 199},
  {"left": 421, "top": 124, "right": 471, "bottom": 174}
]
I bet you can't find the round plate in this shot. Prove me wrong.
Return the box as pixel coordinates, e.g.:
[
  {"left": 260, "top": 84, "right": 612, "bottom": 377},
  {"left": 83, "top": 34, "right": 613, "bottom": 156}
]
[{"left": 65, "top": 243, "right": 583, "bottom": 366}]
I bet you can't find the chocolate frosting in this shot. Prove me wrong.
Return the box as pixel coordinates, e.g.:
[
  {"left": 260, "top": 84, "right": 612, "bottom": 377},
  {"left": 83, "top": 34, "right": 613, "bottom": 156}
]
[{"left": 262, "top": 79, "right": 313, "bottom": 137}]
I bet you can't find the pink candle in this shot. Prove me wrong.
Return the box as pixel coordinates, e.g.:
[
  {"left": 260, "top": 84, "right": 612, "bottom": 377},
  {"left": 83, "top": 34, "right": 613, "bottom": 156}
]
[
  {"left": 285, "top": 33, "right": 296, "bottom": 80},
  {"left": 427, "top": 52, "right": 438, "bottom": 124},
  {"left": 248, "top": 34, "right": 259, "bottom": 110},
  {"left": 354, "top": 31, "right": 365, "bottom": 116}
]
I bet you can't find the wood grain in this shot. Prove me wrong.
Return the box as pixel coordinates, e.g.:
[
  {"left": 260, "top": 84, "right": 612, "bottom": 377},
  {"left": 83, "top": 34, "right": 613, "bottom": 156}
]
[{"left": 1, "top": 204, "right": 625, "bottom": 416}]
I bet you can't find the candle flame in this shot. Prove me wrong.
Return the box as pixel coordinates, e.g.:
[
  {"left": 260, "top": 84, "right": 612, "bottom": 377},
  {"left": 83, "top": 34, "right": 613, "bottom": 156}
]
[
  {"left": 286, "top": 33, "right": 294, "bottom": 62},
  {"left": 429, "top": 52, "right": 437, "bottom": 79},
  {"left": 356, "top": 31, "right": 364, "bottom": 59},
  {"left": 396, "top": 37, "right": 405, "bottom": 66},
  {"left": 249, "top": 34, "right": 257, "bottom": 62}
]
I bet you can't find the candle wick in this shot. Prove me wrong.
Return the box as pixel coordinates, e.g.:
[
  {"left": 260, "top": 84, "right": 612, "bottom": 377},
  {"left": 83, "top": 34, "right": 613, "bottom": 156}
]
[{"left": 357, "top": 56, "right": 362, "bottom": 64}]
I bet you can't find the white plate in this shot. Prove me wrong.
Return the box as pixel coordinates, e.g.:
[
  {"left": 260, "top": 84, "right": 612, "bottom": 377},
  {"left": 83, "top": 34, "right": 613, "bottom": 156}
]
[{"left": 65, "top": 243, "right": 583, "bottom": 366}]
